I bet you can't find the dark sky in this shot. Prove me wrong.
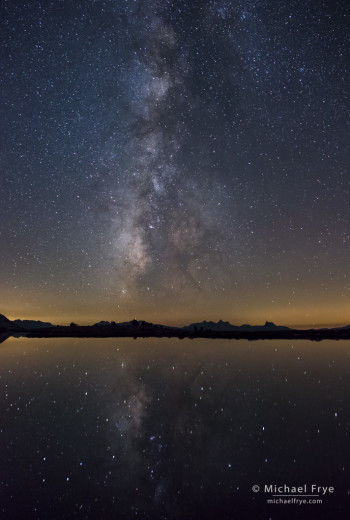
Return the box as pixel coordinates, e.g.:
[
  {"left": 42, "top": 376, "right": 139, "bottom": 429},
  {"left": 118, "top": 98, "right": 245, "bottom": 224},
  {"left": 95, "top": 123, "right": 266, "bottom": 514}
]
[{"left": 1, "top": 0, "right": 349, "bottom": 326}]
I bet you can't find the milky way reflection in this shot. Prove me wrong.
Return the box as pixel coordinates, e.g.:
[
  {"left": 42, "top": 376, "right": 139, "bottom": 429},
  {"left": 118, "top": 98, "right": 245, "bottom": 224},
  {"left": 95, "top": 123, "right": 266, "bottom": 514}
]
[{"left": 0, "top": 337, "right": 349, "bottom": 519}]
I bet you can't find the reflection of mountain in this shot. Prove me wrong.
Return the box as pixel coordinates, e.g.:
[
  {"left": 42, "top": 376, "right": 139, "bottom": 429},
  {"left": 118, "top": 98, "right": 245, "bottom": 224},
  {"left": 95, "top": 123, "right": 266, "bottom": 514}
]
[{"left": 183, "top": 320, "right": 291, "bottom": 332}]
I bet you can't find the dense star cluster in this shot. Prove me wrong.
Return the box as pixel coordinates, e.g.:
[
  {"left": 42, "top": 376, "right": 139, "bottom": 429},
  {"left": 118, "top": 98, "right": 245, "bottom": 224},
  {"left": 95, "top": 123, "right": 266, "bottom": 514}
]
[{"left": 1, "top": 0, "right": 349, "bottom": 325}]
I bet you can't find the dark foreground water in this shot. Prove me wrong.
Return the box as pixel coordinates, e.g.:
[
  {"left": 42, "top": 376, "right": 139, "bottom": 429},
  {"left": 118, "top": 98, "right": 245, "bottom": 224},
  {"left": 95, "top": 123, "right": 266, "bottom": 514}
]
[{"left": 0, "top": 337, "right": 349, "bottom": 520}]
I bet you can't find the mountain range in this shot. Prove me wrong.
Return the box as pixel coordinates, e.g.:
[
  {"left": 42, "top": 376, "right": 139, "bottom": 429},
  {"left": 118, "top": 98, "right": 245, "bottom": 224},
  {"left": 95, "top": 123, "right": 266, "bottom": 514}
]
[
  {"left": 1, "top": 313, "right": 350, "bottom": 340},
  {"left": 13, "top": 319, "right": 55, "bottom": 329},
  {"left": 183, "top": 320, "right": 291, "bottom": 332}
]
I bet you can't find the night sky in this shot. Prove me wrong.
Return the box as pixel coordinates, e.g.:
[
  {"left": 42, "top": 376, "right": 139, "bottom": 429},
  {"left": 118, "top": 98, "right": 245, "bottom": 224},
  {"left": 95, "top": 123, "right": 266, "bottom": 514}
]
[{"left": 1, "top": 0, "right": 349, "bottom": 327}]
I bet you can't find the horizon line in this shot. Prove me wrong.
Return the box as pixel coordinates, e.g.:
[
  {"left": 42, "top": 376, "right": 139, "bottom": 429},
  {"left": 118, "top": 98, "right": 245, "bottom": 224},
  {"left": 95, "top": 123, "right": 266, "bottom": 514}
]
[{"left": 5, "top": 314, "right": 350, "bottom": 331}]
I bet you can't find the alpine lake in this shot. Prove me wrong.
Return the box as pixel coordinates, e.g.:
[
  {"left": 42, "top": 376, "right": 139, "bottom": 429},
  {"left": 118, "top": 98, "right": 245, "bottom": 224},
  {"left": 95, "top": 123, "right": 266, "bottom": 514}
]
[{"left": 0, "top": 336, "right": 349, "bottom": 519}]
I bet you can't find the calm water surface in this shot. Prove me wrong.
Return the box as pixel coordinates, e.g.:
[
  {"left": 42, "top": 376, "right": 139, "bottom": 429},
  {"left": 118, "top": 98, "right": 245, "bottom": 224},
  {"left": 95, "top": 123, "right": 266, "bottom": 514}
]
[{"left": 0, "top": 337, "right": 349, "bottom": 519}]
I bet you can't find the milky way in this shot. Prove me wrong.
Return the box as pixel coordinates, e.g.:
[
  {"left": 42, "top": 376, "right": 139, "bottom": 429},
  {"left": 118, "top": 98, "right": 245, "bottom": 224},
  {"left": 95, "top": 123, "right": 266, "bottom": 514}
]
[
  {"left": 1, "top": 0, "right": 349, "bottom": 325},
  {"left": 101, "top": 2, "right": 235, "bottom": 299}
]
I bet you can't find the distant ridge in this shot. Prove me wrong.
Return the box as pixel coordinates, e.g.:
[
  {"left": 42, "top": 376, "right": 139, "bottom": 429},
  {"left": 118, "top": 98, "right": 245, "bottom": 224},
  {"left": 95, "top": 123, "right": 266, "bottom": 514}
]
[
  {"left": 2, "top": 312, "right": 350, "bottom": 341},
  {"left": 183, "top": 320, "right": 291, "bottom": 332},
  {"left": 14, "top": 319, "right": 54, "bottom": 330}
]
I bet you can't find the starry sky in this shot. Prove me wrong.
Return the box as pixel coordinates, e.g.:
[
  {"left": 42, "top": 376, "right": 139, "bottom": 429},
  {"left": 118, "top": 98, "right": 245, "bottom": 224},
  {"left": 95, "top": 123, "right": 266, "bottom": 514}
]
[{"left": 1, "top": 0, "right": 349, "bottom": 327}]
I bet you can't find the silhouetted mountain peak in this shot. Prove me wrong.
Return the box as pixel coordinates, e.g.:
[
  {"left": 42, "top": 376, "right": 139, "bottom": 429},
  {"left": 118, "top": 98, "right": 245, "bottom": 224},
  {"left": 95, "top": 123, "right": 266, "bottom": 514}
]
[
  {"left": 0, "top": 313, "right": 12, "bottom": 324},
  {"left": 14, "top": 319, "right": 54, "bottom": 330},
  {"left": 184, "top": 320, "right": 291, "bottom": 332},
  {"left": 183, "top": 320, "right": 238, "bottom": 332},
  {"left": 0, "top": 314, "right": 24, "bottom": 332}
]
